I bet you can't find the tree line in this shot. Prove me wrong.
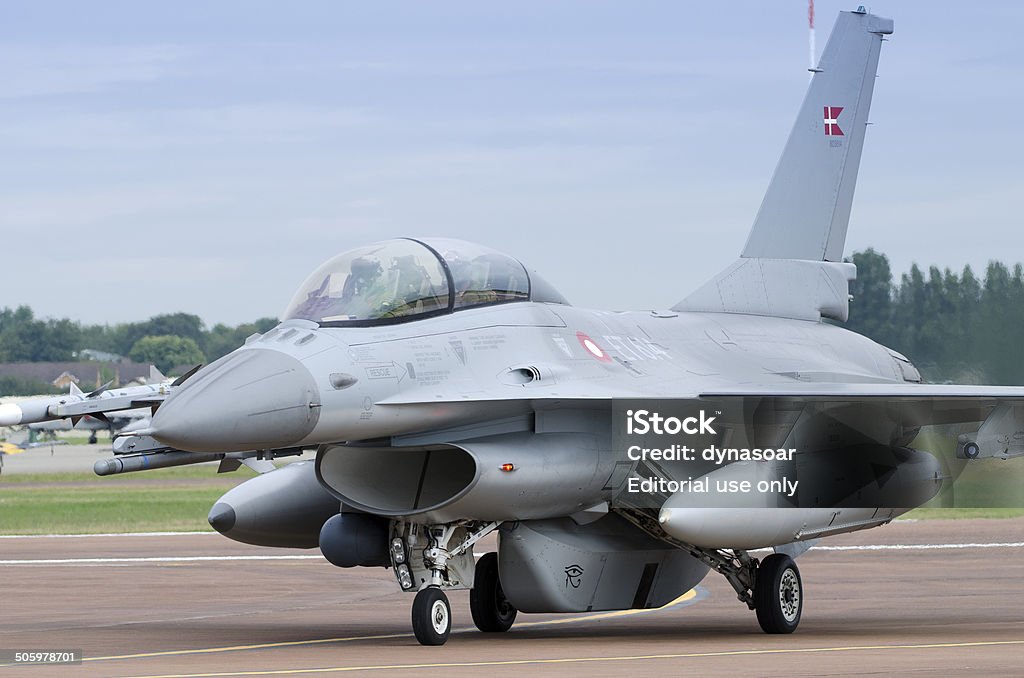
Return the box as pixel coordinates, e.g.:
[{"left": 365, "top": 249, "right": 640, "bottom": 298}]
[
  {"left": 847, "top": 249, "right": 1024, "bottom": 385},
  {"left": 0, "top": 308, "right": 277, "bottom": 393}
]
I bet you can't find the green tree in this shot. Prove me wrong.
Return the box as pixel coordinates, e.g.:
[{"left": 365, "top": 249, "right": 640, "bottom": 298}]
[
  {"left": 0, "top": 306, "right": 80, "bottom": 362},
  {"left": 916, "top": 266, "right": 953, "bottom": 372},
  {"left": 892, "top": 264, "right": 927, "bottom": 365},
  {"left": 952, "top": 265, "right": 984, "bottom": 382},
  {"left": 203, "top": 317, "right": 279, "bottom": 362},
  {"left": 846, "top": 248, "right": 895, "bottom": 347},
  {"left": 975, "top": 262, "right": 1013, "bottom": 384},
  {"left": 115, "top": 313, "right": 206, "bottom": 357},
  {"left": 77, "top": 323, "right": 123, "bottom": 356},
  {"left": 128, "top": 335, "right": 206, "bottom": 374}
]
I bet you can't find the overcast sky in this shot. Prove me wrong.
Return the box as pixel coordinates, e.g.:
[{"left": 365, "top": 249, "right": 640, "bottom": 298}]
[{"left": 3, "top": 1, "right": 1022, "bottom": 326}]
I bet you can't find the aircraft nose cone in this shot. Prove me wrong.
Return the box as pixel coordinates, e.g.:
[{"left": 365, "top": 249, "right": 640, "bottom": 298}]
[
  {"left": 208, "top": 502, "right": 236, "bottom": 534},
  {"left": 151, "top": 349, "right": 321, "bottom": 452}
]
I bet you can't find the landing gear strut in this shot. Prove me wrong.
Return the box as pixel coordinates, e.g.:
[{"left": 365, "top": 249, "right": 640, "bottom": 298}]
[
  {"left": 391, "top": 520, "right": 500, "bottom": 646},
  {"left": 470, "top": 552, "right": 517, "bottom": 632},
  {"left": 621, "top": 508, "right": 805, "bottom": 634}
]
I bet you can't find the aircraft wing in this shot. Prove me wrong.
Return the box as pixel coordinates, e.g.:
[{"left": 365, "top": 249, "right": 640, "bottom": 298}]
[
  {"left": 696, "top": 382, "right": 1024, "bottom": 451},
  {"left": 377, "top": 381, "right": 1024, "bottom": 460},
  {"left": 699, "top": 383, "right": 1024, "bottom": 400},
  {"left": 375, "top": 384, "right": 640, "bottom": 405},
  {"left": 377, "top": 381, "right": 1024, "bottom": 406}
]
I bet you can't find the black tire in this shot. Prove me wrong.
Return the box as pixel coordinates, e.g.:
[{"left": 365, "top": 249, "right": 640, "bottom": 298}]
[
  {"left": 754, "top": 554, "right": 802, "bottom": 634},
  {"left": 412, "top": 587, "right": 451, "bottom": 646},
  {"left": 470, "top": 552, "right": 517, "bottom": 632},
  {"left": 964, "top": 441, "right": 981, "bottom": 459}
]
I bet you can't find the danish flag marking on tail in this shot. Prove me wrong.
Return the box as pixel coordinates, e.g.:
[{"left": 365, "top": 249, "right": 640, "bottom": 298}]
[{"left": 824, "top": 106, "right": 844, "bottom": 136}]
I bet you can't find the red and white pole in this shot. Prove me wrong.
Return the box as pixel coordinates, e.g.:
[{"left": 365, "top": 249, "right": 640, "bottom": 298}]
[{"left": 808, "top": 0, "right": 816, "bottom": 72}]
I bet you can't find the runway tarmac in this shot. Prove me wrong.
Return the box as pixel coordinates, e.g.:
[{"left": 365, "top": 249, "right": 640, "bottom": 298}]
[
  {"left": 0, "top": 442, "right": 115, "bottom": 475},
  {"left": 1, "top": 518, "right": 1022, "bottom": 677}
]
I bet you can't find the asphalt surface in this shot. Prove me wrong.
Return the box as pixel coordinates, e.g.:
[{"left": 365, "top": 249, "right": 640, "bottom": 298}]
[
  {"left": 0, "top": 442, "right": 115, "bottom": 475},
  {"left": 0, "top": 519, "right": 1022, "bottom": 677}
]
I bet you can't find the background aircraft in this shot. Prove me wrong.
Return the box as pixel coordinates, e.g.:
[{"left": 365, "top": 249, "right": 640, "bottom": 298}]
[
  {"left": 4, "top": 8, "right": 1023, "bottom": 647},
  {"left": 27, "top": 409, "right": 152, "bottom": 445}
]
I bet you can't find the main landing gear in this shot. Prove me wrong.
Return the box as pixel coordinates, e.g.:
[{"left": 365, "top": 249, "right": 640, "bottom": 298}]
[
  {"left": 470, "top": 552, "right": 517, "bottom": 632},
  {"left": 754, "top": 554, "right": 802, "bottom": 633},
  {"left": 690, "top": 547, "right": 804, "bottom": 634},
  {"left": 621, "top": 509, "right": 804, "bottom": 634}
]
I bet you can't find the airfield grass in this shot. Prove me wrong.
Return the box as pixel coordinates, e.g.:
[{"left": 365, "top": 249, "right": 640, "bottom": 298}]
[
  {"left": 0, "top": 465, "right": 256, "bottom": 485},
  {"left": 0, "top": 466, "right": 257, "bottom": 535},
  {"left": 906, "top": 507, "right": 1024, "bottom": 520}
]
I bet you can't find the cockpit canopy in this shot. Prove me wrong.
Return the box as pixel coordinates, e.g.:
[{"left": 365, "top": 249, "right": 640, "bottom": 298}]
[{"left": 283, "top": 238, "right": 567, "bottom": 326}]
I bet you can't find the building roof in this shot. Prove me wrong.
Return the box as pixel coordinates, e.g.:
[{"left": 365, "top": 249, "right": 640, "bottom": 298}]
[{"left": 0, "top": 361, "right": 155, "bottom": 388}]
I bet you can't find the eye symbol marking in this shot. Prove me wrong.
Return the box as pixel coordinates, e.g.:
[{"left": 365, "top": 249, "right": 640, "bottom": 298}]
[{"left": 564, "top": 564, "right": 584, "bottom": 589}]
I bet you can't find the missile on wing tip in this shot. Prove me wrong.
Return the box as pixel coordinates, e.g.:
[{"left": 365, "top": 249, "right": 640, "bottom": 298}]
[
  {"left": 0, "top": 398, "right": 61, "bottom": 426},
  {"left": 0, "top": 381, "right": 171, "bottom": 428},
  {"left": 94, "top": 451, "right": 223, "bottom": 476},
  {"left": 0, "top": 403, "right": 23, "bottom": 426}
]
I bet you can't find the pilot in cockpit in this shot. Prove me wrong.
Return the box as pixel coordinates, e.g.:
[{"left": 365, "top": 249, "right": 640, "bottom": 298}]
[
  {"left": 445, "top": 251, "right": 492, "bottom": 307},
  {"left": 382, "top": 254, "right": 441, "bottom": 317},
  {"left": 341, "top": 257, "right": 383, "bottom": 301},
  {"left": 333, "top": 256, "right": 387, "bottom": 319}
]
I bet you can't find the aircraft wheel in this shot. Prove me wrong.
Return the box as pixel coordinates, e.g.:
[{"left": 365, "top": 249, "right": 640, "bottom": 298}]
[
  {"left": 88, "top": 432, "right": 98, "bottom": 445},
  {"left": 412, "top": 587, "right": 451, "bottom": 646},
  {"left": 755, "top": 554, "right": 802, "bottom": 634},
  {"left": 964, "top": 441, "right": 981, "bottom": 459},
  {"left": 470, "top": 552, "right": 517, "bottom": 632}
]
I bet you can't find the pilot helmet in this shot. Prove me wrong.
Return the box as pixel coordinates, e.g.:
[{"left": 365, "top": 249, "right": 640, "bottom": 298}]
[{"left": 350, "top": 257, "right": 382, "bottom": 280}]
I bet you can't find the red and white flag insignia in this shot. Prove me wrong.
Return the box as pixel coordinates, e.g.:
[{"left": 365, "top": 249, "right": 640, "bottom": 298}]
[{"left": 824, "top": 106, "right": 844, "bottom": 136}]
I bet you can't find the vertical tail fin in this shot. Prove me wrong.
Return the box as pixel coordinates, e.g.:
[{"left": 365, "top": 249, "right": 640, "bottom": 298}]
[
  {"left": 675, "top": 9, "right": 892, "bottom": 322},
  {"left": 741, "top": 8, "right": 892, "bottom": 262}
]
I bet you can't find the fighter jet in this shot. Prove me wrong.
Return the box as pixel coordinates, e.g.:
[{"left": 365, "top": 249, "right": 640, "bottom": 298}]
[
  {"left": 1, "top": 369, "right": 167, "bottom": 444},
  {"left": 27, "top": 409, "right": 152, "bottom": 445},
  {"left": 7, "top": 8, "right": 1024, "bottom": 645}
]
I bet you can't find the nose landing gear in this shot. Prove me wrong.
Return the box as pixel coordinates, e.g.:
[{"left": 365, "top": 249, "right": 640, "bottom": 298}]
[
  {"left": 392, "top": 520, "right": 502, "bottom": 646},
  {"left": 412, "top": 587, "right": 452, "bottom": 646}
]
